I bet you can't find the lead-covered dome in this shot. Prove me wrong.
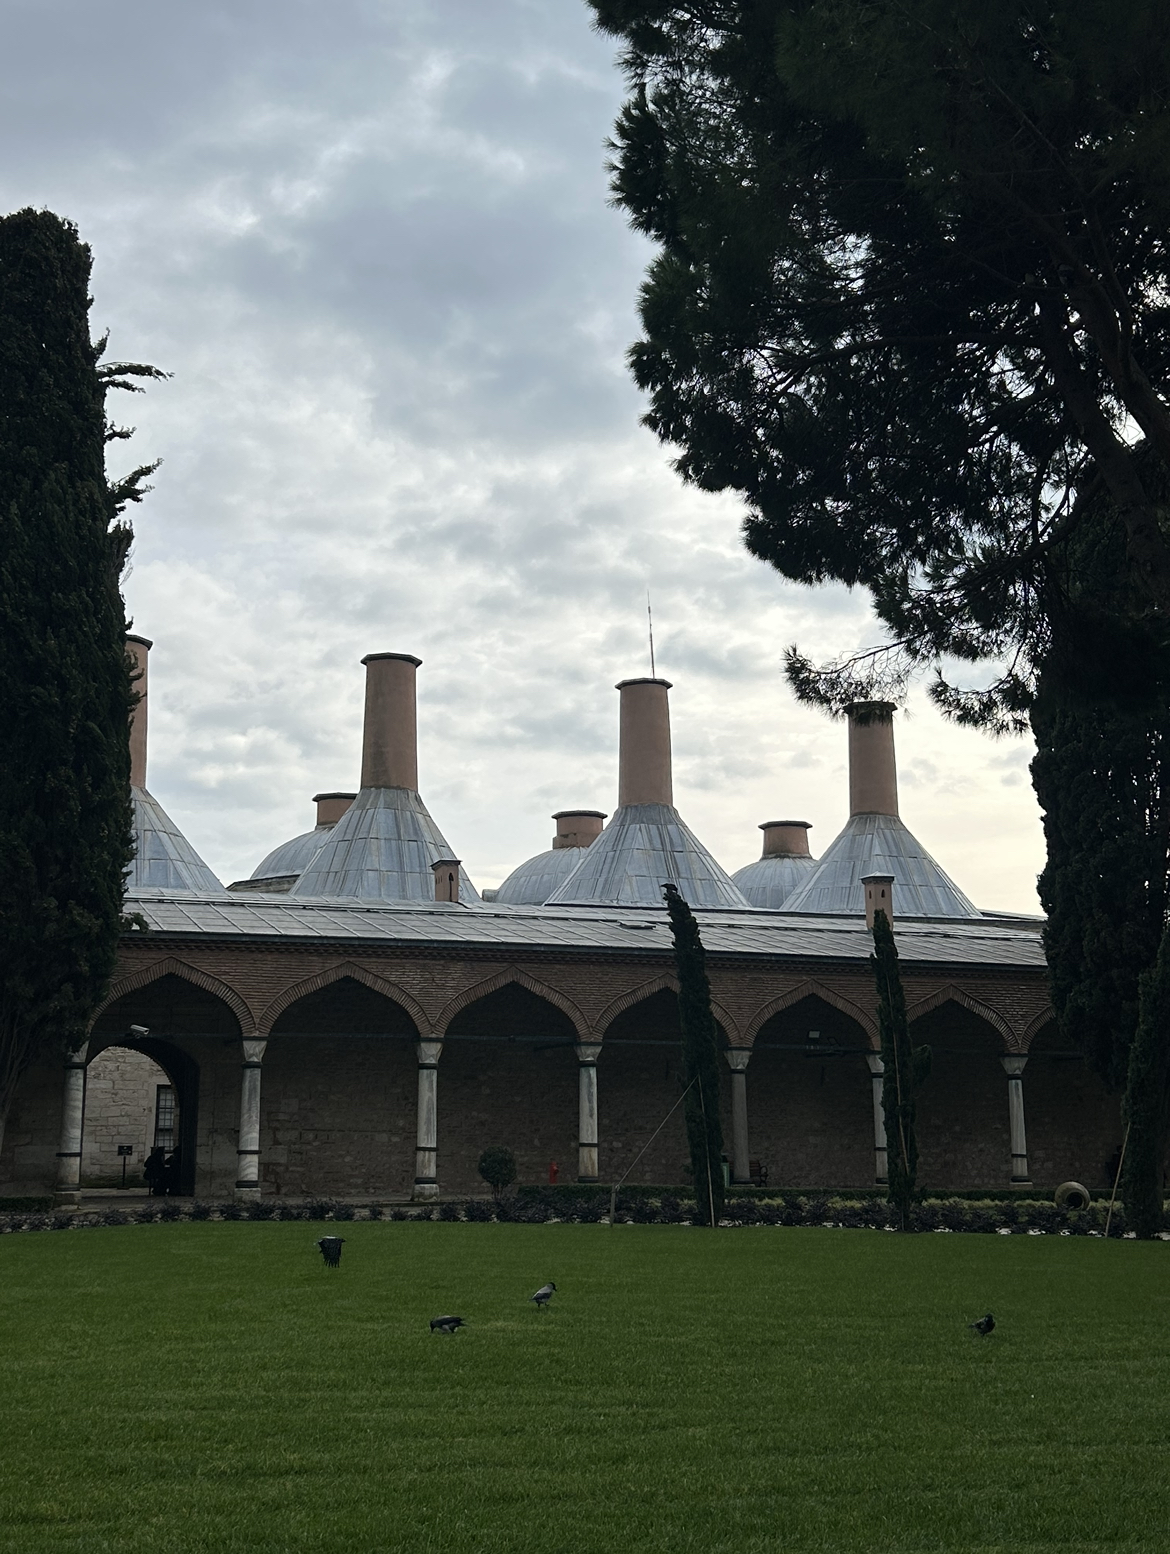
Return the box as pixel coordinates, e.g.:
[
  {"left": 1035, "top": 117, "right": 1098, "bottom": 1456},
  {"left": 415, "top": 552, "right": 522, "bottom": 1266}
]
[
  {"left": 733, "top": 821, "right": 818, "bottom": 909},
  {"left": 495, "top": 811, "right": 607, "bottom": 905}
]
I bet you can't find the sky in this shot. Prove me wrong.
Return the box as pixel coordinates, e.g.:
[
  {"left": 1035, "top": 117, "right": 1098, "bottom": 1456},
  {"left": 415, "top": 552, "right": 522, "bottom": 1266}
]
[{"left": 1, "top": 0, "right": 1045, "bottom": 909}]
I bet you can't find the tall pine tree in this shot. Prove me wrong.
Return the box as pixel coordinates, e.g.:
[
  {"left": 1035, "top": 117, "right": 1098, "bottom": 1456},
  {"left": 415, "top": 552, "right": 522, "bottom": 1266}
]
[
  {"left": 872, "top": 909, "right": 930, "bottom": 1231},
  {"left": 664, "top": 883, "right": 725, "bottom": 1226},
  {"left": 0, "top": 208, "right": 158, "bottom": 1154}
]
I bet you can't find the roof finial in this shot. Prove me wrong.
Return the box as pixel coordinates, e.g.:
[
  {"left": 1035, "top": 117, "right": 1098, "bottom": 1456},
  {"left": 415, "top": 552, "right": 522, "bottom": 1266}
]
[{"left": 647, "top": 589, "right": 656, "bottom": 679}]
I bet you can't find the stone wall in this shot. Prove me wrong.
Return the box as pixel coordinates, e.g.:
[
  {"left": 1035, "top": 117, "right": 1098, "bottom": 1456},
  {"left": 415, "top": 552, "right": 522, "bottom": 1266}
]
[{"left": 80, "top": 1046, "right": 170, "bottom": 1186}]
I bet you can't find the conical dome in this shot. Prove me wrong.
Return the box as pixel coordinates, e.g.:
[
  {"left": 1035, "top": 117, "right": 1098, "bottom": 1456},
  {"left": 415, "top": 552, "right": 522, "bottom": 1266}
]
[
  {"left": 546, "top": 803, "right": 748, "bottom": 909},
  {"left": 780, "top": 812, "right": 979, "bottom": 918},
  {"left": 290, "top": 787, "right": 480, "bottom": 903},
  {"left": 128, "top": 787, "right": 226, "bottom": 895}
]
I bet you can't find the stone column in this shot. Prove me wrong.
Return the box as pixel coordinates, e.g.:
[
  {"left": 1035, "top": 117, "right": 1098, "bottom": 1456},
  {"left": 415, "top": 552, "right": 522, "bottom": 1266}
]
[
  {"left": 1001, "top": 1054, "right": 1031, "bottom": 1184},
  {"left": 54, "top": 1043, "right": 89, "bottom": 1203},
  {"left": 575, "top": 1042, "right": 602, "bottom": 1182},
  {"left": 234, "top": 1039, "right": 267, "bottom": 1197},
  {"left": 724, "top": 1048, "right": 752, "bottom": 1183},
  {"left": 413, "top": 1039, "right": 443, "bottom": 1201},
  {"left": 865, "top": 1052, "right": 888, "bottom": 1184}
]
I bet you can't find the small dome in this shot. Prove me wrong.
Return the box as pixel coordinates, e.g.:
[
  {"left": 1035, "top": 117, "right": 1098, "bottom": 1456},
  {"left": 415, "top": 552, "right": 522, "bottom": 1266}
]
[
  {"left": 495, "top": 846, "right": 588, "bottom": 905},
  {"left": 251, "top": 826, "right": 331, "bottom": 881},
  {"left": 732, "top": 853, "right": 818, "bottom": 909}
]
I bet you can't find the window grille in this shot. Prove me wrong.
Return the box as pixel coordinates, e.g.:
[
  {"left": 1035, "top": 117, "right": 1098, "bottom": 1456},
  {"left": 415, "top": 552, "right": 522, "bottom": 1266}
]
[{"left": 154, "top": 1085, "right": 176, "bottom": 1151}]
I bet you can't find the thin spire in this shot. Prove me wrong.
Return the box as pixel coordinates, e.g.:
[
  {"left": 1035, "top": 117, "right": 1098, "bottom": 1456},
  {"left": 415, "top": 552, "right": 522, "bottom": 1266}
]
[{"left": 647, "top": 590, "right": 656, "bottom": 678}]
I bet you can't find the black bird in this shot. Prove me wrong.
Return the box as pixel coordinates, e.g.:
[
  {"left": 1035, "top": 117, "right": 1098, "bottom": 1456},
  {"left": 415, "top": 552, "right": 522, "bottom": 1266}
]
[
  {"left": 430, "top": 1315, "right": 466, "bottom": 1334},
  {"left": 316, "top": 1236, "right": 345, "bottom": 1268},
  {"left": 969, "top": 1312, "right": 995, "bottom": 1336},
  {"left": 530, "top": 1282, "right": 556, "bottom": 1308}
]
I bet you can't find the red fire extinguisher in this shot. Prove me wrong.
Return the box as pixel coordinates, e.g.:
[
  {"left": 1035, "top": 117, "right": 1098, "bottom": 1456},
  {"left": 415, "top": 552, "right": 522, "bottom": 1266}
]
[{"left": 548, "top": 1160, "right": 559, "bottom": 1185}]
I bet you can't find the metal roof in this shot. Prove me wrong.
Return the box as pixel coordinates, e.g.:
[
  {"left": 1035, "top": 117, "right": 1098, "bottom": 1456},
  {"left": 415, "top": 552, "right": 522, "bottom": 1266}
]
[
  {"left": 121, "top": 888, "right": 1045, "bottom": 968},
  {"left": 495, "top": 846, "right": 590, "bottom": 906},
  {"left": 127, "top": 787, "right": 226, "bottom": 896},
  {"left": 545, "top": 802, "right": 750, "bottom": 909},
  {"left": 290, "top": 786, "right": 480, "bottom": 904},
  {"left": 732, "top": 853, "right": 819, "bottom": 910},
  {"left": 251, "top": 825, "right": 331, "bottom": 881},
  {"left": 781, "top": 813, "right": 980, "bottom": 919}
]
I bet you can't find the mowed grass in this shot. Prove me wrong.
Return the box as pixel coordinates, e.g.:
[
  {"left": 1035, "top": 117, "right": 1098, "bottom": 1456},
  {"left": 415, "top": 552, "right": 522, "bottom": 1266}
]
[{"left": 1, "top": 1225, "right": 1169, "bottom": 1554}]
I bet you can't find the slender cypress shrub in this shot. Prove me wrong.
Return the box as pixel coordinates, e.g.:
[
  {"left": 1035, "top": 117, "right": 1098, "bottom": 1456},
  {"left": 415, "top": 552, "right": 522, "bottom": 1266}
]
[
  {"left": 663, "top": 883, "right": 724, "bottom": 1227},
  {"left": 872, "top": 909, "right": 931, "bottom": 1231},
  {"left": 1121, "top": 922, "right": 1170, "bottom": 1237},
  {"left": 0, "top": 209, "right": 158, "bottom": 1151}
]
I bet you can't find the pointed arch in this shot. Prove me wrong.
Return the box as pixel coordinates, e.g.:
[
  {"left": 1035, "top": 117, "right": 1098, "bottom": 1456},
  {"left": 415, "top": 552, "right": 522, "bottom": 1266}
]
[
  {"left": 745, "top": 979, "right": 878, "bottom": 1046},
  {"left": 435, "top": 967, "right": 589, "bottom": 1038},
  {"left": 1022, "top": 1006, "right": 1059, "bottom": 1048},
  {"left": 905, "top": 983, "right": 1016, "bottom": 1047},
  {"left": 259, "top": 962, "right": 431, "bottom": 1037},
  {"left": 91, "top": 958, "right": 256, "bottom": 1035},
  {"left": 596, "top": 972, "right": 679, "bottom": 1037}
]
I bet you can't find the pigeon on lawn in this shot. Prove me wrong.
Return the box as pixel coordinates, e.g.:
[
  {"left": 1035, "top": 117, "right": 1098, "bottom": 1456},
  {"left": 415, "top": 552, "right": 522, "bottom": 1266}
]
[
  {"left": 969, "top": 1312, "right": 995, "bottom": 1336},
  {"left": 316, "top": 1236, "right": 345, "bottom": 1268},
  {"left": 530, "top": 1282, "right": 557, "bottom": 1308},
  {"left": 430, "top": 1315, "right": 466, "bottom": 1335}
]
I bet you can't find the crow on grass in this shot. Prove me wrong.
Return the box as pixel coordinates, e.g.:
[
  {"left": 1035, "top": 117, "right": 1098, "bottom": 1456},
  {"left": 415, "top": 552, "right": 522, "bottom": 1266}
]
[
  {"left": 530, "top": 1282, "right": 556, "bottom": 1308},
  {"left": 969, "top": 1313, "right": 995, "bottom": 1336},
  {"left": 430, "top": 1315, "right": 466, "bottom": 1334}
]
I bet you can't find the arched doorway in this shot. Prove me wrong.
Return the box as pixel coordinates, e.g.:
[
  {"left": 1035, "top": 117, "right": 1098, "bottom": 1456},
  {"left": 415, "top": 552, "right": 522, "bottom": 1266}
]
[
  {"left": 1023, "top": 1021, "right": 1121, "bottom": 1190},
  {"left": 441, "top": 983, "right": 578, "bottom": 1193},
  {"left": 81, "top": 1045, "right": 181, "bottom": 1190},
  {"left": 89, "top": 973, "right": 238, "bottom": 1196},
  {"left": 911, "top": 1001, "right": 1009, "bottom": 1189},
  {"left": 748, "top": 995, "right": 873, "bottom": 1188},
  {"left": 601, "top": 987, "right": 731, "bottom": 1187},
  {"left": 267, "top": 977, "right": 419, "bottom": 1197}
]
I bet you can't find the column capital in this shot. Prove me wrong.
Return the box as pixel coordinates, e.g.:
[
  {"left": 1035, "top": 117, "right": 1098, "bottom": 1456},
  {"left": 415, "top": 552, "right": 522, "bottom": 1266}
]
[
  {"left": 575, "top": 1042, "right": 603, "bottom": 1065},
  {"left": 241, "top": 1038, "right": 267, "bottom": 1065},
  {"left": 1000, "top": 1053, "right": 1028, "bottom": 1078},
  {"left": 724, "top": 1046, "right": 751, "bottom": 1073},
  {"left": 417, "top": 1038, "right": 444, "bottom": 1067},
  {"left": 865, "top": 1051, "right": 885, "bottom": 1077},
  {"left": 64, "top": 1041, "right": 90, "bottom": 1068}
]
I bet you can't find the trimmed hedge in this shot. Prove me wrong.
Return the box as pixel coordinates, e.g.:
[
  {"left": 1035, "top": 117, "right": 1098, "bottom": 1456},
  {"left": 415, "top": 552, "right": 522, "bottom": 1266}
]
[{"left": 0, "top": 1193, "right": 1163, "bottom": 1236}]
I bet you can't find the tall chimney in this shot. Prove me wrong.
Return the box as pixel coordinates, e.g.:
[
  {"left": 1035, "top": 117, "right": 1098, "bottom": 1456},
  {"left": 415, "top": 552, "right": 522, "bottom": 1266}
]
[
  {"left": 126, "top": 634, "right": 152, "bottom": 789},
  {"left": 617, "top": 677, "right": 673, "bottom": 807},
  {"left": 760, "top": 820, "right": 811, "bottom": 858},
  {"left": 314, "top": 791, "right": 356, "bottom": 826},
  {"left": 552, "top": 810, "right": 606, "bottom": 850},
  {"left": 847, "top": 701, "right": 899, "bottom": 817},
  {"left": 360, "top": 652, "right": 422, "bottom": 790}
]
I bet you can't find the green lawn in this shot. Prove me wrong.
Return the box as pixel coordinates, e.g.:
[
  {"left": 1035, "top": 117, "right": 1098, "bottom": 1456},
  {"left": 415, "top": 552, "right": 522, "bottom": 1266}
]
[{"left": 1, "top": 1223, "right": 1167, "bottom": 1553}]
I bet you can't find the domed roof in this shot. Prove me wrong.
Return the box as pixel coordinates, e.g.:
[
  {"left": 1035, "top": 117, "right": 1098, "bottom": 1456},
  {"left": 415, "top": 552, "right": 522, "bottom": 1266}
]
[
  {"left": 733, "top": 853, "right": 818, "bottom": 910},
  {"left": 251, "top": 826, "right": 330, "bottom": 880},
  {"left": 781, "top": 812, "right": 979, "bottom": 918},
  {"left": 495, "top": 846, "right": 588, "bottom": 906},
  {"left": 291, "top": 786, "right": 480, "bottom": 903},
  {"left": 128, "top": 787, "right": 225, "bottom": 895},
  {"left": 546, "top": 802, "right": 750, "bottom": 910}
]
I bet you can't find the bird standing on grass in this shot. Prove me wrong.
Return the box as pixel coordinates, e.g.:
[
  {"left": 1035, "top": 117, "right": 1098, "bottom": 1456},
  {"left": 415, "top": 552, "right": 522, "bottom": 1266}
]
[
  {"left": 430, "top": 1315, "right": 466, "bottom": 1334},
  {"left": 530, "top": 1282, "right": 556, "bottom": 1308},
  {"left": 969, "top": 1313, "right": 995, "bottom": 1336}
]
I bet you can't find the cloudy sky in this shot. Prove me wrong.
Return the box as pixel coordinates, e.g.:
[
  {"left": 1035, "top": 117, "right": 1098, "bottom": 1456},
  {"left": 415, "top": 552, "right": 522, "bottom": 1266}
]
[{"left": 2, "top": 0, "right": 1044, "bottom": 908}]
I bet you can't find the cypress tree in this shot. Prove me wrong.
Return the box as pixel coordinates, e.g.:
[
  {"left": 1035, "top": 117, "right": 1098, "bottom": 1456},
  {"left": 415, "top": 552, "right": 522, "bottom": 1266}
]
[
  {"left": 1120, "top": 924, "right": 1170, "bottom": 1238},
  {"left": 872, "top": 909, "right": 930, "bottom": 1231},
  {"left": 0, "top": 208, "right": 158, "bottom": 1153},
  {"left": 663, "top": 883, "right": 725, "bottom": 1226}
]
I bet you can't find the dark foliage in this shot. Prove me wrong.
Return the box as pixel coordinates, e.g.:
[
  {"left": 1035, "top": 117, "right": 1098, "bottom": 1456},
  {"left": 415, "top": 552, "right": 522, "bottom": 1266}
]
[
  {"left": 663, "top": 883, "right": 725, "bottom": 1226},
  {"left": 0, "top": 209, "right": 162, "bottom": 1139},
  {"left": 1121, "top": 923, "right": 1170, "bottom": 1236},
  {"left": 477, "top": 1146, "right": 518, "bottom": 1199},
  {"left": 872, "top": 909, "right": 931, "bottom": 1230},
  {"left": 589, "top": 1, "right": 1170, "bottom": 719}
]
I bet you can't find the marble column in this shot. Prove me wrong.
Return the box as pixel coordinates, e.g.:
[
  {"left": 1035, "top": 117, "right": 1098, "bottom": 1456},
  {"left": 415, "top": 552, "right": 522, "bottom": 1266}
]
[
  {"left": 575, "top": 1042, "right": 602, "bottom": 1182},
  {"left": 865, "top": 1052, "right": 888, "bottom": 1184},
  {"left": 54, "top": 1043, "right": 89, "bottom": 1203},
  {"left": 413, "top": 1039, "right": 443, "bottom": 1201},
  {"left": 1001, "top": 1054, "right": 1031, "bottom": 1183},
  {"left": 234, "top": 1038, "right": 267, "bottom": 1197},
  {"left": 724, "top": 1048, "right": 752, "bottom": 1183}
]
